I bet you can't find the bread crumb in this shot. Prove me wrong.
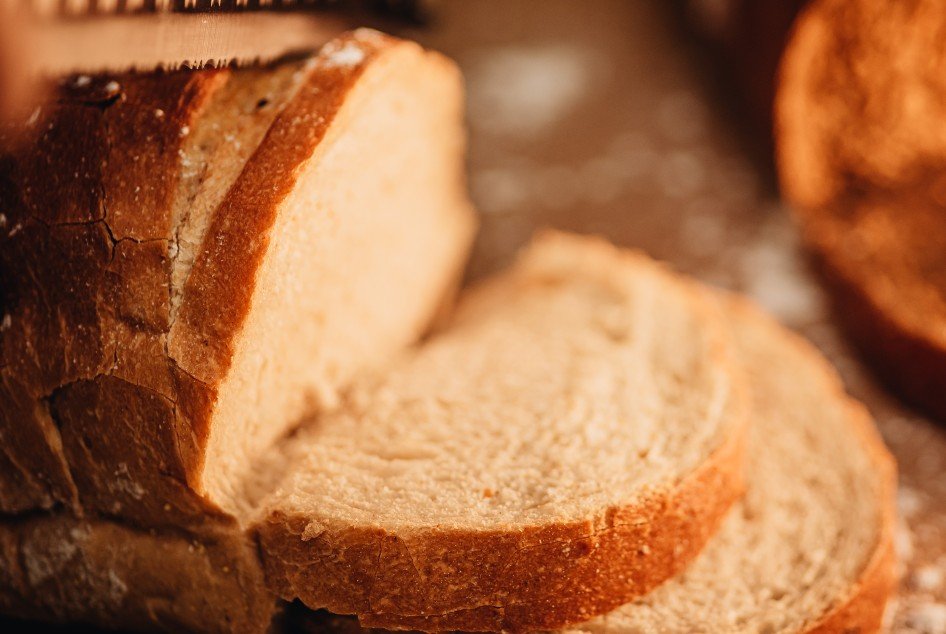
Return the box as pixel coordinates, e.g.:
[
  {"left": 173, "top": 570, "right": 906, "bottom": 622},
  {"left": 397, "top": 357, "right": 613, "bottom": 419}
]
[
  {"left": 1, "top": 314, "right": 10, "bottom": 331},
  {"left": 111, "top": 463, "right": 145, "bottom": 500},
  {"left": 26, "top": 107, "right": 40, "bottom": 127},
  {"left": 154, "top": 108, "right": 165, "bottom": 119},
  {"left": 302, "top": 520, "right": 326, "bottom": 541},
  {"left": 73, "top": 75, "right": 91, "bottom": 88},
  {"left": 180, "top": 125, "right": 190, "bottom": 138}
]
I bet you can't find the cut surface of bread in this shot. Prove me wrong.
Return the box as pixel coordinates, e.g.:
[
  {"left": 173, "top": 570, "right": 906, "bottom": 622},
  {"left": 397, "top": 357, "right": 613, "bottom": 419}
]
[
  {"left": 572, "top": 298, "right": 897, "bottom": 633},
  {"left": 255, "top": 232, "right": 748, "bottom": 632},
  {"left": 193, "top": 31, "right": 476, "bottom": 517},
  {"left": 776, "top": 0, "right": 946, "bottom": 419},
  {"left": 0, "top": 30, "right": 475, "bottom": 525}
]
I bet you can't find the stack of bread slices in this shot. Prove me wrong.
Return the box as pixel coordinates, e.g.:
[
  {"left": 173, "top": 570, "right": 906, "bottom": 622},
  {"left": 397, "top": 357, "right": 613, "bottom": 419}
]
[{"left": 0, "top": 29, "right": 898, "bottom": 634}]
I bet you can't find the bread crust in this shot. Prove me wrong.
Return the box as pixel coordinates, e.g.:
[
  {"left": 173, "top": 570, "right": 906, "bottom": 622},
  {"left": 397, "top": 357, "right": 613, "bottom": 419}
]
[
  {"left": 725, "top": 299, "right": 898, "bottom": 634},
  {"left": 0, "top": 515, "right": 276, "bottom": 633},
  {"left": 803, "top": 228, "right": 946, "bottom": 422},
  {"left": 0, "top": 70, "right": 229, "bottom": 519},
  {"left": 0, "top": 30, "right": 474, "bottom": 632},
  {"left": 255, "top": 251, "right": 750, "bottom": 633},
  {"left": 804, "top": 401, "right": 898, "bottom": 634},
  {"left": 775, "top": 0, "right": 946, "bottom": 421},
  {"left": 258, "top": 423, "right": 745, "bottom": 633},
  {"left": 166, "top": 31, "right": 394, "bottom": 386},
  {"left": 270, "top": 299, "right": 895, "bottom": 634},
  {"left": 0, "top": 30, "right": 433, "bottom": 529}
]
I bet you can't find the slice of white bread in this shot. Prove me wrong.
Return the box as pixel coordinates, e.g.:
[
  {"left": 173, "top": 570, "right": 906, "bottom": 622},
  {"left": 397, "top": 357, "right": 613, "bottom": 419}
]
[
  {"left": 0, "top": 30, "right": 476, "bottom": 527},
  {"left": 254, "top": 232, "right": 748, "bottom": 632},
  {"left": 571, "top": 298, "right": 897, "bottom": 633}
]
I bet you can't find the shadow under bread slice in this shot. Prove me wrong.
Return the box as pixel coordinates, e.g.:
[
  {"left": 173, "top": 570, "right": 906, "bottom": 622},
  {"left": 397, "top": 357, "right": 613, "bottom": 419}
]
[{"left": 253, "top": 232, "right": 749, "bottom": 632}]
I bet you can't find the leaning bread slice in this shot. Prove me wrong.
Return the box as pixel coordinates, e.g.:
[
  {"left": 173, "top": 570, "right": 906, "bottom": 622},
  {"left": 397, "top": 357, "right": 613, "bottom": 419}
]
[
  {"left": 573, "top": 298, "right": 897, "bottom": 633},
  {"left": 255, "top": 232, "right": 748, "bottom": 632},
  {"left": 776, "top": 0, "right": 946, "bottom": 420},
  {"left": 0, "top": 30, "right": 475, "bottom": 526}
]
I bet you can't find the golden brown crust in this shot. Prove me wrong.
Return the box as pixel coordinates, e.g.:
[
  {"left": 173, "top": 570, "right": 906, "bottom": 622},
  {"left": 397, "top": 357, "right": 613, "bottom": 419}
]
[
  {"left": 0, "top": 70, "right": 231, "bottom": 522},
  {"left": 255, "top": 276, "right": 750, "bottom": 633},
  {"left": 802, "top": 222, "right": 946, "bottom": 422},
  {"left": 0, "top": 31, "right": 412, "bottom": 529},
  {"left": 255, "top": 237, "right": 752, "bottom": 632},
  {"left": 805, "top": 400, "right": 898, "bottom": 634},
  {"left": 167, "top": 31, "right": 397, "bottom": 386},
  {"left": 0, "top": 30, "right": 475, "bottom": 631},
  {"left": 776, "top": 0, "right": 946, "bottom": 421}
]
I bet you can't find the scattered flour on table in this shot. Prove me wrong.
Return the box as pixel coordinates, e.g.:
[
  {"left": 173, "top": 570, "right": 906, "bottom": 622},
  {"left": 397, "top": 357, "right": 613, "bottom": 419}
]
[
  {"left": 468, "top": 45, "right": 601, "bottom": 136},
  {"left": 914, "top": 565, "right": 945, "bottom": 592}
]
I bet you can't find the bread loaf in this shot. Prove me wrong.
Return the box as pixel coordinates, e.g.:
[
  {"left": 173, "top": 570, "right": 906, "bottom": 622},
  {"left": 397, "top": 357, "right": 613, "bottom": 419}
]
[
  {"left": 776, "top": 0, "right": 946, "bottom": 420},
  {"left": 255, "top": 232, "right": 748, "bottom": 632},
  {"left": 0, "top": 30, "right": 476, "bottom": 528}
]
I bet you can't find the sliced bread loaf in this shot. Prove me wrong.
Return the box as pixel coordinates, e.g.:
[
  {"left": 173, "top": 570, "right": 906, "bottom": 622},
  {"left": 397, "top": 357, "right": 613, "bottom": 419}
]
[
  {"left": 0, "top": 30, "right": 475, "bottom": 526},
  {"left": 572, "top": 298, "right": 897, "bottom": 633},
  {"left": 776, "top": 0, "right": 946, "bottom": 420},
  {"left": 254, "top": 232, "right": 748, "bottom": 632}
]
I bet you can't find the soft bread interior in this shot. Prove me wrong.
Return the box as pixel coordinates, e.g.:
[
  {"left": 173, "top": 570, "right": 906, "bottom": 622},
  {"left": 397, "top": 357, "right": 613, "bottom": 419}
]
[
  {"left": 203, "top": 39, "right": 475, "bottom": 516},
  {"left": 250, "top": 234, "right": 745, "bottom": 630},
  {"left": 576, "top": 299, "right": 895, "bottom": 633},
  {"left": 259, "top": 232, "right": 737, "bottom": 529}
]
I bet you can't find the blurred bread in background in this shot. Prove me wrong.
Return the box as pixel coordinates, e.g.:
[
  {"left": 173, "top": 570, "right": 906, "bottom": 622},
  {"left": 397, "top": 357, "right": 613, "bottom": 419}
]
[{"left": 777, "top": 0, "right": 946, "bottom": 421}]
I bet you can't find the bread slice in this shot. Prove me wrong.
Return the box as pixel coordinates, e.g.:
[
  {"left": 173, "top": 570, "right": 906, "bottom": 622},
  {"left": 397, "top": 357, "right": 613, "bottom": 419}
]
[
  {"left": 776, "top": 0, "right": 946, "bottom": 420},
  {"left": 0, "top": 516, "right": 275, "bottom": 634},
  {"left": 0, "top": 30, "right": 476, "bottom": 526},
  {"left": 571, "top": 298, "right": 897, "bottom": 633},
  {"left": 254, "top": 232, "right": 748, "bottom": 632}
]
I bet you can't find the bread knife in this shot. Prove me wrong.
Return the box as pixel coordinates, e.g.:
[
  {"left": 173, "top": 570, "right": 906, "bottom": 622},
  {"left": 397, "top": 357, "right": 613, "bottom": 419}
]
[{"left": 0, "top": 1, "right": 431, "bottom": 122}]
